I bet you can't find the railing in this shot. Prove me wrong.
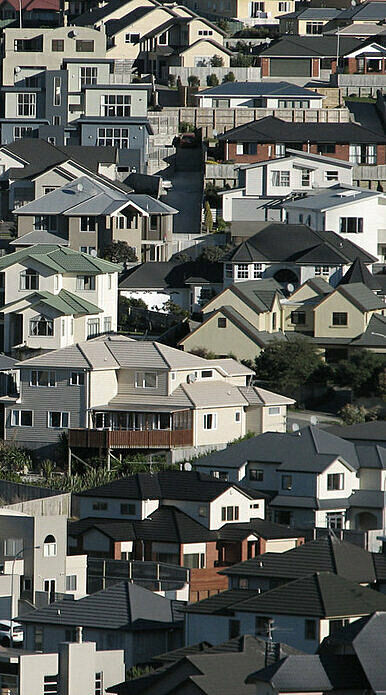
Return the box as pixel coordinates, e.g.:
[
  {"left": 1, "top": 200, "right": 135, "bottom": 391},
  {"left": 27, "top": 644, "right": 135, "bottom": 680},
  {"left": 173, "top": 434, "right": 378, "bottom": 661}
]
[
  {"left": 68, "top": 428, "right": 193, "bottom": 449},
  {"left": 87, "top": 558, "right": 189, "bottom": 594}
]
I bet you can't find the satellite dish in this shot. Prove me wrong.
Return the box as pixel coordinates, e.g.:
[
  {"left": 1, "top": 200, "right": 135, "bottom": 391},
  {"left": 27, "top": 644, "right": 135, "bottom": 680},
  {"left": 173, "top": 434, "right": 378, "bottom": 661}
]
[
  {"left": 184, "top": 462, "right": 192, "bottom": 471},
  {"left": 292, "top": 423, "right": 300, "bottom": 432},
  {"left": 77, "top": 183, "right": 84, "bottom": 192},
  {"left": 187, "top": 373, "right": 197, "bottom": 384},
  {"left": 310, "top": 416, "right": 318, "bottom": 426},
  {"left": 90, "top": 249, "right": 97, "bottom": 257},
  {"left": 287, "top": 283, "right": 294, "bottom": 294}
]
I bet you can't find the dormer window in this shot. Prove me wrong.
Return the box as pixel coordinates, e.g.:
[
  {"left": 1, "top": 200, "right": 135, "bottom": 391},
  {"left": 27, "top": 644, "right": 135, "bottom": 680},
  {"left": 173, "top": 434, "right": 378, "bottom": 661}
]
[{"left": 20, "top": 268, "right": 39, "bottom": 290}]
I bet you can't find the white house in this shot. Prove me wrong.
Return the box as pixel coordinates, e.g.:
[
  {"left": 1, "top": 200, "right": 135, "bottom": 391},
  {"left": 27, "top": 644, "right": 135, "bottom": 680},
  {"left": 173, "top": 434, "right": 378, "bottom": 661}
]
[
  {"left": 283, "top": 185, "right": 385, "bottom": 260},
  {"left": 196, "top": 82, "right": 324, "bottom": 109}
]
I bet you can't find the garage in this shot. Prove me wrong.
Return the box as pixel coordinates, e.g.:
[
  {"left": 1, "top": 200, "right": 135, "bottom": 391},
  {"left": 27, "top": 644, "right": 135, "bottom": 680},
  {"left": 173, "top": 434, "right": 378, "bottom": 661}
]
[{"left": 269, "top": 58, "right": 312, "bottom": 77}]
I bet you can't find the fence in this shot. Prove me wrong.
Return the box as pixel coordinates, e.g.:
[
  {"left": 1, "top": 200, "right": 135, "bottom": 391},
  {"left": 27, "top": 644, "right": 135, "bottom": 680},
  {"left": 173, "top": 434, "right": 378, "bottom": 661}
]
[
  {"left": 87, "top": 557, "right": 189, "bottom": 594},
  {"left": 169, "top": 66, "right": 262, "bottom": 85}
]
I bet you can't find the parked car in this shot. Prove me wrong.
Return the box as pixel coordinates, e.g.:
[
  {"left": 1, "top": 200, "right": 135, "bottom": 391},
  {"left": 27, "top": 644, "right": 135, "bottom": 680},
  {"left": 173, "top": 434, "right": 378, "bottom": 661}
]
[{"left": 0, "top": 620, "right": 23, "bottom": 646}]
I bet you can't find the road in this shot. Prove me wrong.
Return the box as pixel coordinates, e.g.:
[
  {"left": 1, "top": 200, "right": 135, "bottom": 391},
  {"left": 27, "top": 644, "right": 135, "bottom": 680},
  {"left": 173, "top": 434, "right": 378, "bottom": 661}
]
[
  {"left": 158, "top": 146, "right": 203, "bottom": 236},
  {"left": 287, "top": 410, "right": 341, "bottom": 431}
]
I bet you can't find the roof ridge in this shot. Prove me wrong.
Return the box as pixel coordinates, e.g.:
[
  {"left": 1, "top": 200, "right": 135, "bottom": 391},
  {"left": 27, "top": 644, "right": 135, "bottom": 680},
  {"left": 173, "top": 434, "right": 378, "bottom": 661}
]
[
  {"left": 314, "top": 572, "right": 328, "bottom": 616},
  {"left": 76, "top": 342, "right": 93, "bottom": 369},
  {"left": 153, "top": 341, "right": 171, "bottom": 368}
]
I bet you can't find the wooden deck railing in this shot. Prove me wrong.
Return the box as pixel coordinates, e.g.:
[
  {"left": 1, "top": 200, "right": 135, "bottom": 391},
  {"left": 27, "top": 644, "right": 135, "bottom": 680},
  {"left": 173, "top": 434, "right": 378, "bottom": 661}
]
[{"left": 68, "top": 428, "right": 193, "bottom": 449}]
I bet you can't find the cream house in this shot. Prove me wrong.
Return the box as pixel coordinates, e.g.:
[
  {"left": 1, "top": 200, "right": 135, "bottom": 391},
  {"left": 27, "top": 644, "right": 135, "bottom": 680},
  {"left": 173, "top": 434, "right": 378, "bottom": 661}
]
[
  {"left": 313, "top": 282, "right": 386, "bottom": 341},
  {"left": 185, "top": 0, "right": 295, "bottom": 26}
]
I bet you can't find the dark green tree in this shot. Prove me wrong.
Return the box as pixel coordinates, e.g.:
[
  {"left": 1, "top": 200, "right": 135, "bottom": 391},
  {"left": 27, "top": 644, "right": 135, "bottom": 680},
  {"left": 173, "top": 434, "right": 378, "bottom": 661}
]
[
  {"left": 223, "top": 71, "right": 236, "bottom": 82},
  {"left": 207, "top": 73, "right": 219, "bottom": 86},
  {"left": 331, "top": 351, "right": 386, "bottom": 397},
  {"left": 210, "top": 54, "right": 224, "bottom": 67},
  {"left": 254, "top": 337, "right": 323, "bottom": 395},
  {"left": 103, "top": 241, "right": 138, "bottom": 264}
]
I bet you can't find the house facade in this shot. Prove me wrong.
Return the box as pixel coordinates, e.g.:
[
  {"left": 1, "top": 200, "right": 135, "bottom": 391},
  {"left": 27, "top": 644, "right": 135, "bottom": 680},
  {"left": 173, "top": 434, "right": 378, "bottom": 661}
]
[{"left": 196, "top": 82, "right": 324, "bottom": 110}]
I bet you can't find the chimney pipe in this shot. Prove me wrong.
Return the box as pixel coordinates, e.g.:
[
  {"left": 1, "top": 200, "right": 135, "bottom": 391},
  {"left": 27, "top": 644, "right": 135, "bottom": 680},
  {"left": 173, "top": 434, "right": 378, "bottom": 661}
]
[{"left": 76, "top": 626, "right": 83, "bottom": 643}]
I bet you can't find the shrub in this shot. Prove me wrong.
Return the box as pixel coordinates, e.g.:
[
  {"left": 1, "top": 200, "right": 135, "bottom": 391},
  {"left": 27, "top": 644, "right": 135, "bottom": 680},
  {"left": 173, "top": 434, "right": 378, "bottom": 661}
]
[
  {"left": 207, "top": 73, "right": 219, "bottom": 87},
  {"left": 204, "top": 201, "right": 213, "bottom": 232},
  {"left": 210, "top": 54, "right": 224, "bottom": 67},
  {"left": 223, "top": 71, "right": 235, "bottom": 82},
  {"left": 103, "top": 241, "right": 138, "bottom": 264},
  {"left": 187, "top": 75, "right": 200, "bottom": 88}
]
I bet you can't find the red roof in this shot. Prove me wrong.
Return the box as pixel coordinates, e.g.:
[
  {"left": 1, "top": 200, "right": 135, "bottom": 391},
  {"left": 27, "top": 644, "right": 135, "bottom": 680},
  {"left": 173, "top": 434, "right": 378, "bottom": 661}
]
[{"left": 0, "top": 0, "right": 59, "bottom": 11}]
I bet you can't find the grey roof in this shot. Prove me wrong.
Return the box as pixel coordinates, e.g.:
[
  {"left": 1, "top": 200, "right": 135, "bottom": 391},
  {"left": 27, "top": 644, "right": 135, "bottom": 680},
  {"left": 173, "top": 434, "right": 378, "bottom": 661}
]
[
  {"left": 298, "top": 7, "right": 340, "bottom": 19},
  {"left": 0, "top": 354, "right": 17, "bottom": 370},
  {"left": 350, "top": 313, "right": 386, "bottom": 348},
  {"left": 0, "top": 245, "right": 119, "bottom": 274},
  {"left": 356, "top": 445, "right": 386, "bottom": 470},
  {"left": 259, "top": 35, "right": 363, "bottom": 58},
  {"left": 218, "top": 116, "right": 385, "bottom": 144},
  {"left": 335, "top": 283, "right": 386, "bottom": 312},
  {"left": 104, "top": 6, "right": 162, "bottom": 36},
  {"left": 224, "top": 223, "right": 377, "bottom": 265},
  {"left": 220, "top": 535, "right": 378, "bottom": 584},
  {"left": 119, "top": 260, "right": 223, "bottom": 290},
  {"left": 283, "top": 185, "right": 380, "bottom": 212},
  {"left": 338, "top": 1, "right": 386, "bottom": 21},
  {"left": 338, "top": 257, "right": 383, "bottom": 291},
  {"left": 326, "top": 420, "right": 386, "bottom": 443},
  {"left": 348, "top": 489, "right": 386, "bottom": 509},
  {"left": 189, "top": 305, "right": 288, "bottom": 349},
  {"left": 73, "top": 0, "right": 163, "bottom": 26},
  {"left": 18, "top": 581, "right": 180, "bottom": 630},
  {"left": 198, "top": 81, "right": 322, "bottom": 99},
  {"left": 247, "top": 655, "right": 333, "bottom": 691},
  {"left": 10, "top": 230, "right": 69, "bottom": 247}
]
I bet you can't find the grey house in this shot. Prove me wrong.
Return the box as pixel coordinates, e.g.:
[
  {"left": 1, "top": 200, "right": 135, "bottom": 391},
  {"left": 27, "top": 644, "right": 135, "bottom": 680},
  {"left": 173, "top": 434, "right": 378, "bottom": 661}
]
[{"left": 19, "top": 581, "right": 184, "bottom": 667}]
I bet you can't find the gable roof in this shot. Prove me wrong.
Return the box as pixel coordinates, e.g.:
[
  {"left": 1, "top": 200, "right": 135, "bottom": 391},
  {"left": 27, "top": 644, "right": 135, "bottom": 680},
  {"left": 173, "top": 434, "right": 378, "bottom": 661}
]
[
  {"left": 198, "top": 81, "right": 322, "bottom": 99},
  {"left": 259, "top": 35, "right": 363, "bottom": 58},
  {"left": 247, "top": 655, "right": 333, "bottom": 691},
  {"left": 332, "top": 282, "right": 386, "bottom": 312},
  {"left": 2, "top": 288, "right": 101, "bottom": 317},
  {"left": 104, "top": 5, "right": 161, "bottom": 35},
  {"left": 18, "top": 581, "right": 180, "bottom": 630},
  {"left": 119, "top": 260, "right": 223, "bottom": 290},
  {"left": 218, "top": 116, "right": 385, "bottom": 144},
  {"left": 0, "top": 245, "right": 119, "bottom": 274},
  {"left": 220, "top": 535, "right": 378, "bottom": 584},
  {"left": 73, "top": 0, "right": 159, "bottom": 25},
  {"left": 350, "top": 313, "right": 386, "bottom": 348}
]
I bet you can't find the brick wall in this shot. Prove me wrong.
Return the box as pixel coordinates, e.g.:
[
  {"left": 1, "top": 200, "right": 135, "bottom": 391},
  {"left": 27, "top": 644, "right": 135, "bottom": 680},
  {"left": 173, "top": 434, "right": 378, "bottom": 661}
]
[{"left": 312, "top": 58, "right": 320, "bottom": 78}]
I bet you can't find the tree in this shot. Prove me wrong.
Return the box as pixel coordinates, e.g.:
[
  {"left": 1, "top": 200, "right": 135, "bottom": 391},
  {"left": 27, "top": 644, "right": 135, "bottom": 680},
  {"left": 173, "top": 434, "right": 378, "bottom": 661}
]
[
  {"left": 204, "top": 201, "right": 213, "bottom": 232},
  {"left": 210, "top": 54, "right": 224, "bottom": 67},
  {"left": 207, "top": 73, "right": 219, "bottom": 87},
  {"left": 331, "top": 351, "right": 386, "bottom": 397},
  {"left": 162, "top": 299, "right": 188, "bottom": 318},
  {"left": 118, "top": 295, "right": 147, "bottom": 332},
  {"left": 254, "top": 337, "right": 323, "bottom": 396},
  {"left": 190, "top": 347, "right": 218, "bottom": 359},
  {"left": 173, "top": 251, "right": 192, "bottom": 263},
  {"left": 0, "top": 443, "right": 32, "bottom": 474},
  {"left": 217, "top": 18, "right": 229, "bottom": 33},
  {"left": 199, "top": 245, "right": 226, "bottom": 263},
  {"left": 103, "top": 241, "right": 138, "bottom": 264},
  {"left": 338, "top": 404, "right": 367, "bottom": 426},
  {"left": 231, "top": 52, "right": 254, "bottom": 67},
  {"left": 187, "top": 75, "right": 200, "bottom": 88},
  {"left": 216, "top": 217, "right": 228, "bottom": 232},
  {"left": 180, "top": 120, "right": 195, "bottom": 132},
  {"left": 223, "top": 71, "right": 235, "bottom": 82}
]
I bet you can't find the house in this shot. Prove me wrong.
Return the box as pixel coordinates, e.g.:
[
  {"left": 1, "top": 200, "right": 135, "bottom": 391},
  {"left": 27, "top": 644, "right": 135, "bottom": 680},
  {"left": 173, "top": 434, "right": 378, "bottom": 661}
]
[
  {"left": 196, "top": 82, "right": 324, "bottom": 110},
  {"left": 217, "top": 117, "right": 386, "bottom": 169},
  {"left": 0, "top": 245, "right": 120, "bottom": 355},
  {"left": 0, "top": 0, "right": 60, "bottom": 26},
  {"left": 221, "top": 223, "right": 377, "bottom": 289},
  {"left": 183, "top": 0, "right": 296, "bottom": 28},
  {"left": 218, "top": 150, "right": 354, "bottom": 224},
  {"left": 338, "top": 256, "right": 386, "bottom": 298},
  {"left": 0, "top": 638, "right": 124, "bottom": 695},
  {"left": 258, "top": 35, "right": 363, "bottom": 79},
  {"left": 221, "top": 535, "right": 383, "bottom": 592},
  {"left": 18, "top": 581, "right": 184, "bottom": 667},
  {"left": 5, "top": 336, "right": 293, "bottom": 459},
  {"left": 325, "top": 1, "right": 386, "bottom": 33},
  {"left": 13, "top": 176, "right": 178, "bottom": 261},
  {"left": 184, "top": 571, "right": 386, "bottom": 652},
  {"left": 279, "top": 7, "right": 341, "bottom": 36},
  {"left": 0, "top": 508, "right": 87, "bottom": 630},
  {"left": 192, "top": 424, "right": 386, "bottom": 532},
  {"left": 248, "top": 611, "right": 386, "bottom": 695},
  {"left": 283, "top": 185, "right": 386, "bottom": 260},
  {"left": 106, "top": 634, "right": 302, "bottom": 695},
  {"left": 118, "top": 260, "right": 223, "bottom": 314}
]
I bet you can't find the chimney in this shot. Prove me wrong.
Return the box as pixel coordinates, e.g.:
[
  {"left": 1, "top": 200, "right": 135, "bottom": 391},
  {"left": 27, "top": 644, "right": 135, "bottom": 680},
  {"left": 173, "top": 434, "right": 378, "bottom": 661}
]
[
  {"left": 265, "top": 640, "right": 281, "bottom": 667},
  {"left": 76, "top": 626, "right": 83, "bottom": 643}
]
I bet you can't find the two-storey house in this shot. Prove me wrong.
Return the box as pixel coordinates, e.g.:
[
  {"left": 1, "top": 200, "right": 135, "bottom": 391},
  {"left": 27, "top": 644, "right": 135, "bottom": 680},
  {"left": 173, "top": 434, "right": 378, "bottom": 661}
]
[
  {"left": 6, "top": 337, "right": 294, "bottom": 459},
  {"left": 0, "top": 244, "right": 120, "bottom": 355},
  {"left": 183, "top": 0, "right": 296, "bottom": 28}
]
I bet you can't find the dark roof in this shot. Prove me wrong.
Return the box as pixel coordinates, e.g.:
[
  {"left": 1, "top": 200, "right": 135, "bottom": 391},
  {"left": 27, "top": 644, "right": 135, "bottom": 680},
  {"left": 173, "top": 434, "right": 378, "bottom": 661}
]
[
  {"left": 336, "top": 283, "right": 386, "bottom": 312},
  {"left": 338, "top": 257, "right": 383, "bottom": 291},
  {"left": 217, "top": 518, "right": 302, "bottom": 542},
  {"left": 259, "top": 35, "right": 363, "bottom": 57},
  {"left": 218, "top": 116, "right": 386, "bottom": 144},
  {"left": 230, "top": 572, "right": 386, "bottom": 618},
  {"left": 223, "top": 223, "right": 377, "bottom": 265},
  {"left": 0, "top": 354, "right": 17, "bottom": 370},
  {"left": 77, "top": 470, "right": 256, "bottom": 502},
  {"left": 104, "top": 6, "right": 157, "bottom": 36},
  {"left": 73, "top": 0, "right": 157, "bottom": 25},
  {"left": 326, "top": 421, "right": 386, "bottom": 443},
  {"left": 247, "top": 655, "right": 333, "bottom": 691},
  {"left": 350, "top": 313, "right": 386, "bottom": 348},
  {"left": 119, "top": 260, "right": 223, "bottom": 290},
  {"left": 339, "top": 2, "right": 386, "bottom": 20},
  {"left": 18, "top": 581, "right": 181, "bottom": 630},
  {"left": 220, "top": 536, "right": 377, "bottom": 584},
  {"left": 184, "top": 589, "right": 257, "bottom": 615},
  {"left": 198, "top": 81, "right": 322, "bottom": 98}
]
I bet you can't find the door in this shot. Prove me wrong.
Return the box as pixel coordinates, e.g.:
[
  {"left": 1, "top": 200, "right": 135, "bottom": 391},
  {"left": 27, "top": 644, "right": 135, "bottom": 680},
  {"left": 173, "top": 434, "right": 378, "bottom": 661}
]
[
  {"left": 44, "top": 579, "right": 56, "bottom": 603},
  {"left": 270, "top": 58, "right": 311, "bottom": 77}
]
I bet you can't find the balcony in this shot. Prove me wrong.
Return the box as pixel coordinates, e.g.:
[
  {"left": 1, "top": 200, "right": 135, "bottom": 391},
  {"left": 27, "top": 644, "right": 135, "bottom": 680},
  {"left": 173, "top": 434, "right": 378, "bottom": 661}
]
[{"left": 68, "top": 428, "right": 193, "bottom": 449}]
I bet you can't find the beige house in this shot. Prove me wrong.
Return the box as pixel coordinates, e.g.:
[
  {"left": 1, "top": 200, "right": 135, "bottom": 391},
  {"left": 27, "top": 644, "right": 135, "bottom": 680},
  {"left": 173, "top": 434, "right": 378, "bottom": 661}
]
[
  {"left": 313, "top": 283, "right": 386, "bottom": 340},
  {"left": 185, "top": 0, "right": 295, "bottom": 26}
]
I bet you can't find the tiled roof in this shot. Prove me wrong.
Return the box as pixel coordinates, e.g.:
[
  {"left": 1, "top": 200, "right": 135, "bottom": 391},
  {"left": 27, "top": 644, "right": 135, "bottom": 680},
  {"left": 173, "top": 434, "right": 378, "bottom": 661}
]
[
  {"left": 338, "top": 257, "right": 384, "bottom": 291},
  {"left": 259, "top": 35, "right": 363, "bottom": 57},
  {"left": 247, "top": 655, "right": 333, "bottom": 691},
  {"left": 0, "top": 245, "right": 120, "bottom": 274},
  {"left": 198, "top": 81, "right": 322, "bottom": 98},
  {"left": 3, "top": 288, "right": 101, "bottom": 317}
]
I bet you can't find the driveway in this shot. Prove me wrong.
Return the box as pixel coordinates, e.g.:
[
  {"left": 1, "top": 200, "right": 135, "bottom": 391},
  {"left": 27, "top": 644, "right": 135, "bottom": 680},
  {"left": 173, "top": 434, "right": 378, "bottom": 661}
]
[
  {"left": 161, "top": 169, "right": 203, "bottom": 236},
  {"left": 287, "top": 410, "right": 341, "bottom": 431}
]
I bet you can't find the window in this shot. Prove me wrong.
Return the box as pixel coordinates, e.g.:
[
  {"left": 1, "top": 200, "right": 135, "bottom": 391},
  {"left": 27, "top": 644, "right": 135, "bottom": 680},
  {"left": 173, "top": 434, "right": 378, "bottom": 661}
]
[
  {"left": 198, "top": 505, "right": 207, "bottom": 517},
  {"left": 158, "top": 31, "right": 168, "bottom": 44},
  {"left": 149, "top": 215, "right": 158, "bottom": 232},
  {"left": 255, "top": 616, "right": 271, "bottom": 637},
  {"left": 281, "top": 474, "right": 292, "bottom": 490},
  {"left": 332, "top": 312, "right": 348, "bottom": 326},
  {"left": 221, "top": 506, "right": 239, "bottom": 521},
  {"left": 349, "top": 144, "right": 376, "bottom": 165},
  {"left": 239, "top": 577, "right": 249, "bottom": 589},
  {"left": 236, "top": 263, "right": 249, "bottom": 279},
  {"left": 76, "top": 275, "right": 96, "bottom": 291},
  {"left": 66, "top": 575, "right": 77, "bottom": 591},
  {"left": 275, "top": 144, "right": 285, "bottom": 158},
  {"left": 211, "top": 470, "right": 228, "bottom": 480},
  {"left": 80, "top": 246, "right": 96, "bottom": 255},
  {"left": 95, "top": 672, "right": 103, "bottom": 695},
  {"left": 249, "top": 468, "right": 263, "bottom": 481},
  {"left": 43, "top": 534, "right": 57, "bottom": 557},
  {"left": 327, "top": 473, "right": 344, "bottom": 490},
  {"left": 30, "top": 370, "right": 56, "bottom": 387},
  {"left": 14, "top": 126, "right": 37, "bottom": 139},
  {"left": 43, "top": 675, "right": 57, "bottom": 695},
  {"left": 52, "top": 39, "right": 64, "bottom": 51},
  {"left": 121, "top": 503, "right": 136, "bottom": 515},
  {"left": 253, "top": 263, "right": 263, "bottom": 278},
  {"left": 201, "top": 370, "right": 213, "bottom": 379},
  {"left": 92, "top": 501, "right": 108, "bottom": 511},
  {"left": 53, "top": 116, "right": 61, "bottom": 126},
  {"left": 339, "top": 217, "right": 363, "bottom": 234},
  {"left": 125, "top": 33, "right": 140, "bottom": 43},
  {"left": 34, "top": 215, "right": 56, "bottom": 231},
  {"left": 250, "top": 1, "right": 265, "bottom": 16},
  {"left": 76, "top": 39, "right": 94, "bottom": 52},
  {"left": 217, "top": 317, "right": 227, "bottom": 328},
  {"left": 97, "top": 128, "right": 129, "bottom": 148},
  {"left": 135, "top": 372, "right": 157, "bottom": 388},
  {"left": 236, "top": 143, "right": 244, "bottom": 155},
  {"left": 225, "top": 263, "right": 233, "bottom": 279},
  {"left": 229, "top": 619, "right": 240, "bottom": 638},
  {"left": 11, "top": 410, "right": 32, "bottom": 427},
  {"left": 203, "top": 413, "right": 217, "bottom": 430},
  {"left": 272, "top": 170, "right": 290, "bottom": 187},
  {"left": 305, "top": 619, "right": 316, "bottom": 640},
  {"left": 235, "top": 411, "right": 241, "bottom": 422},
  {"left": 272, "top": 313, "right": 277, "bottom": 330},
  {"left": 301, "top": 169, "right": 311, "bottom": 187},
  {"left": 269, "top": 406, "right": 280, "bottom": 415},
  {"left": 306, "top": 21, "right": 324, "bottom": 34},
  {"left": 104, "top": 316, "right": 112, "bottom": 332},
  {"left": 326, "top": 512, "right": 344, "bottom": 529},
  {"left": 325, "top": 170, "right": 338, "bottom": 182},
  {"left": 318, "top": 144, "right": 335, "bottom": 154},
  {"left": 198, "top": 29, "right": 213, "bottom": 35},
  {"left": 278, "top": 1, "right": 290, "bottom": 9},
  {"left": 4, "top": 538, "right": 23, "bottom": 557},
  {"left": 17, "top": 93, "right": 36, "bottom": 117},
  {"left": 48, "top": 411, "right": 69, "bottom": 428},
  {"left": 291, "top": 311, "right": 306, "bottom": 325},
  {"left": 34, "top": 626, "right": 43, "bottom": 651},
  {"left": 315, "top": 266, "right": 329, "bottom": 276},
  {"left": 87, "top": 318, "right": 100, "bottom": 337},
  {"left": 101, "top": 94, "right": 131, "bottom": 118},
  {"left": 80, "top": 66, "right": 97, "bottom": 88},
  {"left": 278, "top": 100, "right": 310, "bottom": 109},
  {"left": 53, "top": 76, "right": 61, "bottom": 106},
  {"left": 20, "top": 268, "right": 39, "bottom": 290},
  {"left": 80, "top": 216, "right": 96, "bottom": 232}
]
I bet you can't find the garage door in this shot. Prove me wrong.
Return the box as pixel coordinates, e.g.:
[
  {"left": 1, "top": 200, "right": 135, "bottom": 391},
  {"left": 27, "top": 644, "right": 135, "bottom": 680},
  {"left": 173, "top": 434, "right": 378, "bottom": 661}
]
[{"left": 270, "top": 58, "right": 312, "bottom": 77}]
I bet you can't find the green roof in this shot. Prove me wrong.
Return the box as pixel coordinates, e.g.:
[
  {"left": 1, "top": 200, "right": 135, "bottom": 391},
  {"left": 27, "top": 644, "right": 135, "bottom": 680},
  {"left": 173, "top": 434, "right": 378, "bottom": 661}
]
[
  {"left": 3, "top": 289, "right": 101, "bottom": 316},
  {"left": 0, "top": 245, "right": 121, "bottom": 275}
]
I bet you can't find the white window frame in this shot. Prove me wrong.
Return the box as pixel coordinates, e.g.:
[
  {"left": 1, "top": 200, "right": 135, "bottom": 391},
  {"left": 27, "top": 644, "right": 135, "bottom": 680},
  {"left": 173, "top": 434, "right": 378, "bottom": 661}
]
[
  {"left": 135, "top": 371, "right": 157, "bottom": 388},
  {"left": 29, "top": 316, "right": 54, "bottom": 337},
  {"left": 268, "top": 406, "right": 280, "bottom": 415},
  {"left": 11, "top": 410, "right": 33, "bottom": 427},
  {"left": 100, "top": 94, "right": 131, "bottom": 118},
  {"left": 203, "top": 412, "right": 217, "bottom": 430},
  {"left": 17, "top": 92, "right": 36, "bottom": 117},
  {"left": 30, "top": 370, "right": 56, "bottom": 387},
  {"left": 272, "top": 170, "right": 290, "bottom": 187},
  {"left": 70, "top": 371, "right": 84, "bottom": 386},
  {"left": 48, "top": 411, "right": 69, "bottom": 429}
]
